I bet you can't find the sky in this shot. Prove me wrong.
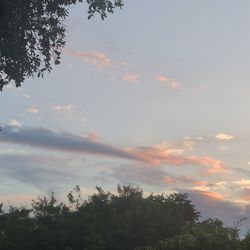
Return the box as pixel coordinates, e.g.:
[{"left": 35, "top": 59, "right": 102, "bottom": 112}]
[{"left": 1, "top": 0, "right": 250, "bottom": 229}]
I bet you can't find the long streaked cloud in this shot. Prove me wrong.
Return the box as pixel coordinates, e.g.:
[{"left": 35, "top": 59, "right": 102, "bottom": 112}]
[
  {"left": 0, "top": 126, "right": 139, "bottom": 161},
  {"left": 0, "top": 126, "right": 225, "bottom": 173}
]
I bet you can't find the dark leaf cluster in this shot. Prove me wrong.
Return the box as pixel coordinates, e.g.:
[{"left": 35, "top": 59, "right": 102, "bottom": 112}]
[{"left": 0, "top": 0, "right": 123, "bottom": 90}]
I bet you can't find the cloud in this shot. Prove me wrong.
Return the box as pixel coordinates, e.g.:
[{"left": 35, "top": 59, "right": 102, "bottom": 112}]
[
  {"left": 0, "top": 126, "right": 140, "bottom": 162},
  {"left": 27, "top": 107, "right": 39, "bottom": 113},
  {"left": 53, "top": 104, "right": 73, "bottom": 112},
  {"left": 8, "top": 119, "right": 21, "bottom": 127},
  {"left": 235, "top": 179, "right": 250, "bottom": 187},
  {"left": 0, "top": 126, "right": 225, "bottom": 173},
  {"left": 127, "top": 147, "right": 225, "bottom": 174},
  {"left": 177, "top": 176, "right": 208, "bottom": 186},
  {"left": 66, "top": 48, "right": 128, "bottom": 69},
  {"left": 0, "top": 153, "right": 78, "bottom": 189},
  {"left": 186, "top": 189, "right": 245, "bottom": 227},
  {"left": 0, "top": 194, "right": 35, "bottom": 207},
  {"left": 163, "top": 175, "right": 209, "bottom": 189},
  {"left": 67, "top": 49, "right": 112, "bottom": 67},
  {"left": 155, "top": 75, "right": 181, "bottom": 90},
  {"left": 122, "top": 74, "right": 140, "bottom": 83},
  {"left": 155, "top": 76, "right": 171, "bottom": 82},
  {"left": 239, "top": 188, "right": 250, "bottom": 201},
  {"left": 216, "top": 133, "right": 234, "bottom": 141},
  {"left": 108, "top": 163, "right": 210, "bottom": 190},
  {"left": 110, "top": 164, "right": 169, "bottom": 187},
  {"left": 192, "top": 84, "right": 208, "bottom": 92},
  {"left": 87, "top": 132, "right": 101, "bottom": 142}
]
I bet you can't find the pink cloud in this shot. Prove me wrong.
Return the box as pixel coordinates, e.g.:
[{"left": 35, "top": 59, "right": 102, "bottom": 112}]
[
  {"left": 66, "top": 48, "right": 128, "bottom": 69},
  {"left": 122, "top": 74, "right": 140, "bottom": 83},
  {"left": 239, "top": 188, "right": 250, "bottom": 201},
  {"left": 87, "top": 133, "right": 101, "bottom": 142},
  {"left": 178, "top": 176, "right": 208, "bottom": 186},
  {"left": 155, "top": 76, "right": 171, "bottom": 82},
  {"left": 169, "top": 81, "right": 180, "bottom": 89},
  {"left": 27, "top": 107, "right": 39, "bottom": 113},
  {"left": 155, "top": 75, "right": 181, "bottom": 90},
  {"left": 199, "top": 190, "right": 224, "bottom": 201},
  {"left": 164, "top": 175, "right": 174, "bottom": 184}
]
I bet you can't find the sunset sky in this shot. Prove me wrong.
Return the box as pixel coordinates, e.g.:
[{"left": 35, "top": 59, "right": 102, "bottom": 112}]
[{"left": 1, "top": 0, "right": 250, "bottom": 228}]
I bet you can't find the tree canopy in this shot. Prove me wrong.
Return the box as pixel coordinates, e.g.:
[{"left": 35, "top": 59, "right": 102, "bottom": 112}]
[
  {"left": 0, "top": 185, "right": 248, "bottom": 250},
  {"left": 0, "top": 0, "right": 124, "bottom": 90}
]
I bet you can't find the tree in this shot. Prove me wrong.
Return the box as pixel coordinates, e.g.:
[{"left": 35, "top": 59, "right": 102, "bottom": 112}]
[
  {"left": 0, "top": 0, "right": 124, "bottom": 90},
  {"left": 0, "top": 185, "right": 247, "bottom": 250},
  {"left": 0, "top": 185, "right": 201, "bottom": 250}
]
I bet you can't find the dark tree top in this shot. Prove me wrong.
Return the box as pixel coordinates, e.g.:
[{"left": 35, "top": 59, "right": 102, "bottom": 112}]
[{"left": 0, "top": 0, "right": 123, "bottom": 90}]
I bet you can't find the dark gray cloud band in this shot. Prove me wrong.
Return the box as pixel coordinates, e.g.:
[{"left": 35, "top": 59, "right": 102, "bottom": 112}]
[{"left": 0, "top": 126, "right": 140, "bottom": 161}]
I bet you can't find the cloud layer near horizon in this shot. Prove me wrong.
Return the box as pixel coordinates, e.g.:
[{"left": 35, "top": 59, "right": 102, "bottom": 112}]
[{"left": 0, "top": 126, "right": 225, "bottom": 173}]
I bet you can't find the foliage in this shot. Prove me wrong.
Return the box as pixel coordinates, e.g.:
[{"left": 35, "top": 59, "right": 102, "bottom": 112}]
[
  {"left": 0, "top": 0, "right": 124, "bottom": 90},
  {"left": 0, "top": 185, "right": 248, "bottom": 250}
]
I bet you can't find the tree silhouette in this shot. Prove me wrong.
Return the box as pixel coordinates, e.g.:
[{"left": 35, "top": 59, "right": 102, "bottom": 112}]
[
  {"left": 0, "top": 0, "right": 124, "bottom": 90},
  {"left": 1, "top": 185, "right": 247, "bottom": 250}
]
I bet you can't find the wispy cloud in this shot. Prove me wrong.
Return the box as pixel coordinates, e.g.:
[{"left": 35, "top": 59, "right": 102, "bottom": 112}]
[
  {"left": 155, "top": 75, "right": 181, "bottom": 90},
  {"left": 8, "top": 119, "right": 21, "bottom": 127},
  {"left": 27, "top": 107, "right": 39, "bottom": 113},
  {"left": 66, "top": 48, "right": 128, "bottom": 68},
  {"left": 53, "top": 104, "right": 73, "bottom": 112},
  {"left": 155, "top": 76, "right": 171, "bottom": 82},
  {"left": 216, "top": 133, "right": 234, "bottom": 141},
  {"left": 122, "top": 74, "right": 140, "bottom": 83}
]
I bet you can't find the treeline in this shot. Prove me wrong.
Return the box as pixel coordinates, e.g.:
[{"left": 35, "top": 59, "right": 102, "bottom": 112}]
[{"left": 0, "top": 185, "right": 249, "bottom": 250}]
